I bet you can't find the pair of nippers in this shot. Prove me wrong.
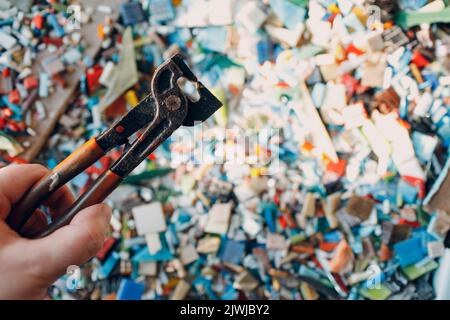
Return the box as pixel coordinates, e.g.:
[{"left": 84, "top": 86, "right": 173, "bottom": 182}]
[{"left": 6, "top": 54, "right": 222, "bottom": 239}]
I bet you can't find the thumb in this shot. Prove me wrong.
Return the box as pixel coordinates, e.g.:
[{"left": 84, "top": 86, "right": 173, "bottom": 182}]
[{"left": 30, "top": 203, "right": 112, "bottom": 279}]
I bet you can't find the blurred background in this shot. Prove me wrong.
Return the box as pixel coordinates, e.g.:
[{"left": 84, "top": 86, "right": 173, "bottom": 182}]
[{"left": 0, "top": 0, "right": 449, "bottom": 300}]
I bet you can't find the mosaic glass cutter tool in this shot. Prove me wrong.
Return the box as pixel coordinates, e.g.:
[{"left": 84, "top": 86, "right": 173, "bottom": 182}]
[{"left": 7, "top": 54, "right": 222, "bottom": 239}]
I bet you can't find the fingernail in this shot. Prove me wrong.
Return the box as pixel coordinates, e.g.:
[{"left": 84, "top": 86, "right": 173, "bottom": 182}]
[
  {"left": 101, "top": 204, "right": 112, "bottom": 216},
  {"left": 99, "top": 204, "right": 112, "bottom": 226},
  {"left": 100, "top": 205, "right": 112, "bottom": 236}
]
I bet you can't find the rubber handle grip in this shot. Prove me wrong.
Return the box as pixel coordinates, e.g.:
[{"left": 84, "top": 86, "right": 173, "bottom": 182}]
[{"left": 7, "top": 138, "right": 105, "bottom": 232}]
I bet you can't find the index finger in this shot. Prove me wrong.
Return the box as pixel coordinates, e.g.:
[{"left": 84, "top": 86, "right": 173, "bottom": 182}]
[
  {"left": 0, "top": 164, "right": 48, "bottom": 220},
  {"left": 0, "top": 164, "right": 75, "bottom": 223}
]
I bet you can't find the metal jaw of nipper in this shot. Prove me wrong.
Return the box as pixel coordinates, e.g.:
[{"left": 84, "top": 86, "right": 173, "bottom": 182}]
[{"left": 6, "top": 54, "right": 222, "bottom": 239}]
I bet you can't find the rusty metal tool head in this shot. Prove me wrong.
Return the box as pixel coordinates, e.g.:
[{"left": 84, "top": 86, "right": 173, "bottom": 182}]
[{"left": 7, "top": 54, "right": 222, "bottom": 238}]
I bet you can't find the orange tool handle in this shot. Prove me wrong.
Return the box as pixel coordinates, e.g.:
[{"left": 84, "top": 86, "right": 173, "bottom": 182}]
[
  {"left": 7, "top": 138, "right": 105, "bottom": 232},
  {"left": 22, "top": 170, "right": 123, "bottom": 238}
]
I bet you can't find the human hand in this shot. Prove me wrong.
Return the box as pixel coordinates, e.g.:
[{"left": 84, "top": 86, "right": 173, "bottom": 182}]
[{"left": 0, "top": 164, "right": 111, "bottom": 299}]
